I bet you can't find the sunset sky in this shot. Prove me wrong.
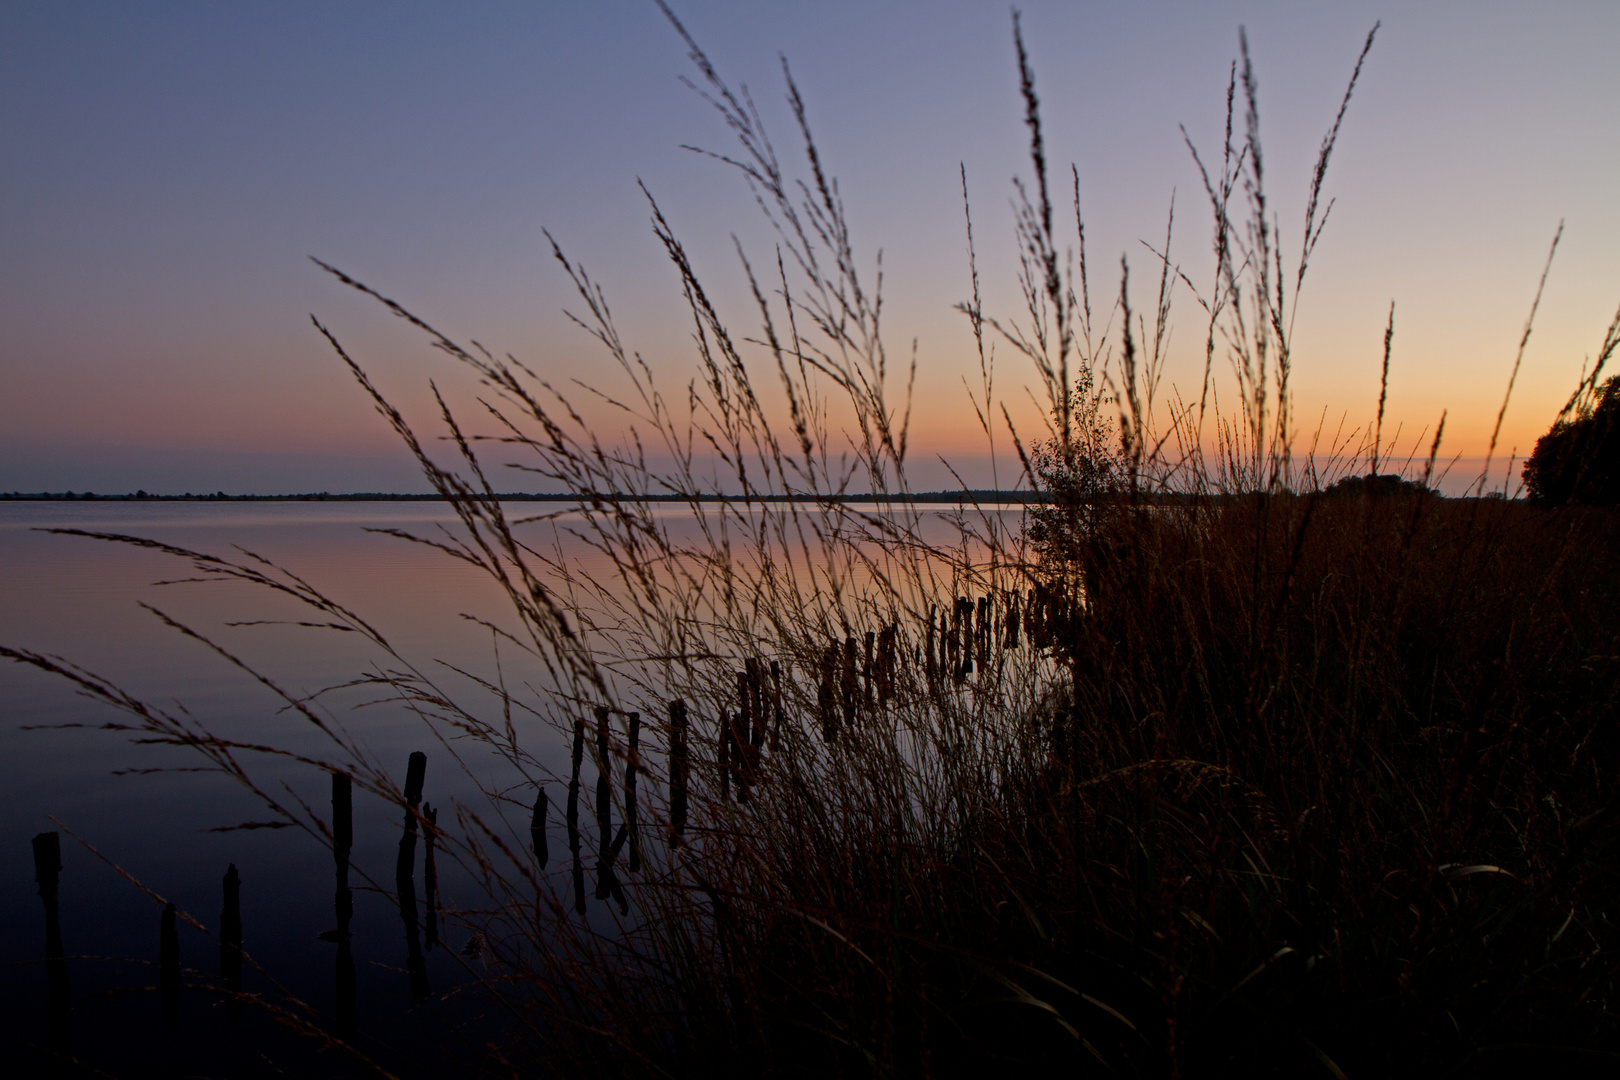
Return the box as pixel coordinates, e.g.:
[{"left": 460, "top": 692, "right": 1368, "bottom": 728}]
[{"left": 4, "top": 1, "right": 1618, "bottom": 495}]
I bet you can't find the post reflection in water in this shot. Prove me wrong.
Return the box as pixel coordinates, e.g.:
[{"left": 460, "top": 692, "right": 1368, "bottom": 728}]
[
  {"left": 32, "top": 831, "right": 71, "bottom": 1073},
  {"left": 220, "top": 864, "right": 242, "bottom": 1022},
  {"left": 395, "top": 752, "right": 429, "bottom": 1004},
  {"left": 423, "top": 803, "right": 439, "bottom": 952},
  {"left": 324, "top": 771, "right": 357, "bottom": 1039},
  {"left": 2, "top": 501, "right": 1028, "bottom": 1064},
  {"left": 159, "top": 902, "right": 179, "bottom": 1030}
]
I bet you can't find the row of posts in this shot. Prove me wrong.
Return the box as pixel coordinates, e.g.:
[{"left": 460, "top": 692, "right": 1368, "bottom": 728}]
[
  {"left": 538, "top": 587, "right": 1081, "bottom": 912},
  {"left": 28, "top": 750, "right": 444, "bottom": 1066},
  {"left": 28, "top": 584, "right": 1077, "bottom": 1061},
  {"left": 921, "top": 584, "right": 1079, "bottom": 682}
]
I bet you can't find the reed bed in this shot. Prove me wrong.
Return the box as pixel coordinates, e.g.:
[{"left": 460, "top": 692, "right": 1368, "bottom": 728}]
[{"left": 9, "top": 8, "right": 1620, "bottom": 1077}]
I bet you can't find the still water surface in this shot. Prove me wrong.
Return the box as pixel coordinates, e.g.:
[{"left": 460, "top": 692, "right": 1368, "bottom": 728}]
[
  {"left": 1, "top": 500, "right": 1025, "bottom": 1075},
  {"left": 2, "top": 502, "right": 542, "bottom": 1076}
]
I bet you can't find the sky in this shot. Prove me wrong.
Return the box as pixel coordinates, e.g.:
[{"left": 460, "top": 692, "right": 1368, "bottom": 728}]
[{"left": 3, "top": 1, "right": 1618, "bottom": 495}]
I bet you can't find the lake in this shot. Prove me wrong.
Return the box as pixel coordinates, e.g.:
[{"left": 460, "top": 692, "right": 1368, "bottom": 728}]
[{"left": 1, "top": 498, "right": 1031, "bottom": 1076}]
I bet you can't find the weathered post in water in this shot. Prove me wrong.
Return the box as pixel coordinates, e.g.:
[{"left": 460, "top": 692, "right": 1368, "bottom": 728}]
[
  {"left": 395, "top": 751, "right": 429, "bottom": 1002},
  {"left": 567, "top": 715, "right": 586, "bottom": 914},
  {"left": 530, "top": 786, "right": 549, "bottom": 868},
  {"left": 160, "top": 903, "right": 179, "bottom": 1030},
  {"left": 220, "top": 864, "right": 242, "bottom": 1022},
  {"left": 718, "top": 707, "right": 732, "bottom": 803},
  {"left": 594, "top": 707, "right": 613, "bottom": 900},
  {"left": 330, "top": 771, "right": 356, "bottom": 1038},
  {"left": 668, "top": 699, "right": 688, "bottom": 849},
  {"left": 423, "top": 803, "right": 439, "bottom": 951},
  {"left": 841, "top": 636, "right": 859, "bottom": 730},
  {"left": 769, "top": 660, "right": 784, "bottom": 751},
  {"left": 924, "top": 605, "right": 938, "bottom": 683},
  {"left": 734, "top": 670, "right": 752, "bottom": 801},
  {"left": 32, "top": 831, "right": 71, "bottom": 1063},
  {"left": 624, "top": 711, "right": 641, "bottom": 873},
  {"left": 748, "top": 665, "right": 766, "bottom": 775},
  {"left": 818, "top": 642, "right": 840, "bottom": 742},
  {"left": 863, "top": 631, "right": 875, "bottom": 708}
]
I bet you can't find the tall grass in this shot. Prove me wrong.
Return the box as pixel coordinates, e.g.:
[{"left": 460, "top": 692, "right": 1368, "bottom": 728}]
[{"left": 9, "top": 7, "right": 1620, "bottom": 1076}]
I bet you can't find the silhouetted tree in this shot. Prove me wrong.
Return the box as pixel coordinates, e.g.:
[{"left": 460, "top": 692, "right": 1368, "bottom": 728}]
[
  {"left": 1323, "top": 473, "right": 1431, "bottom": 499},
  {"left": 1024, "top": 370, "right": 1119, "bottom": 564},
  {"left": 1522, "top": 375, "right": 1620, "bottom": 506}
]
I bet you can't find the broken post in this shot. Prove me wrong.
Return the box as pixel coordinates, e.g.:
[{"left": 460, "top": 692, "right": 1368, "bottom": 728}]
[
  {"left": 624, "top": 711, "right": 641, "bottom": 873},
  {"left": 863, "top": 631, "right": 875, "bottom": 708},
  {"left": 719, "top": 708, "right": 732, "bottom": 803},
  {"left": 530, "top": 786, "right": 549, "bottom": 868},
  {"left": 594, "top": 707, "right": 613, "bottom": 901},
  {"left": 396, "top": 751, "right": 429, "bottom": 1003},
  {"left": 32, "top": 831, "right": 70, "bottom": 1062},
  {"left": 841, "top": 636, "right": 858, "bottom": 730},
  {"left": 668, "top": 699, "right": 689, "bottom": 849},
  {"left": 220, "top": 864, "right": 242, "bottom": 1022},
  {"left": 331, "top": 771, "right": 356, "bottom": 1039},
  {"left": 817, "top": 643, "right": 837, "bottom": 742},
  {"left": 423, "top": 804, "right": 439, "bottom": 951},
  {"left": 567, "top": 715, "right": 586, "bottom": 914},
  {"left": 769, "top": 660, "right": 783, "bottom": 751}
]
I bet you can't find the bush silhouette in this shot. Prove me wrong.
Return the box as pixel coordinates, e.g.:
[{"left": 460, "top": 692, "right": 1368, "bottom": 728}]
[{"left": 1522, "top": 375, "right": 1620, "bottom": 505}]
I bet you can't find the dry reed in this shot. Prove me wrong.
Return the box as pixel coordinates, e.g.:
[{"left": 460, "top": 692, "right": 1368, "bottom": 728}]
[{"left": 7, "top": 7, "right": 1620, "bottom": 1078}]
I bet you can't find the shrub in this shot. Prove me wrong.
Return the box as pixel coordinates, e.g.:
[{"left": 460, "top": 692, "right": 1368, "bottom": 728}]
[{"left": 1523, "top": 374, "right": 1620, "bottom": 505}]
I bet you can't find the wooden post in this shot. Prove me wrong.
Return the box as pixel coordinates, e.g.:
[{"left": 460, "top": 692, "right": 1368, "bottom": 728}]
[
  {"left": 331, "top": 772, "right": 356, "bottom": 1039},
  {"left": 718, "top": 708, "right": 732, "bottom": 803},
  {"left": 750, "top": 668, "right": 765, "bottom": 778},
  {"left": 624, "top": 712, "right": 641, "bottom": 873},
  {"left": 396, "top": 751, "right": 429, "bottom": 1003},
  {"left": 925, "top": 605, "right": 937, "bottom": 681},
  {"left": 841, "top": 636, "right": 858, "bottom": 730},
  {"left": 863, "top": 631, "right": 876, "bottom": 708},
  {"left": 530, "top": 786, "right": 549, "bottom": 868},
  {"left": 31, "top": 832, "right": 70, "bottom": 1062},
  {"left": 949, "top": 598, "right": 963, "bottom": 680},
  {"left": 735, "top": 671, "right": 751, "bottom": 802},
  {"left": 423, "top": 804, "right": 439, "bottom": 951},
  {"left": 594, "top": 708, "right": 612, "bottom": 901},
  {"left": 769, "top": 661, "right": 783, "bottom": 751},
  {"left": 567, "top": 715, "right": 586, "bottom": 914},
  {"left": 962, "top": 598, "right": 975, "bottom": 677},
  {"left": 160, "top": 902, "right": 179, "bottom": 1029},
  {"left": 220, "top": 864, "right": 242, "bottom": 1022},
  {"left": 876, "top": 626, "right": 895, "bottom": 702},
  {"left": 745, "top": 659, "right": 765, "bottom": 778},
  {"left": 818, "top": 643, "right": 839, "bottom": 742},
  {"left": 668, "top": 699, "right": 689, "bottom": 849},
  {"left": 977, "top": 595, "right": 986, "bottom": 672}
]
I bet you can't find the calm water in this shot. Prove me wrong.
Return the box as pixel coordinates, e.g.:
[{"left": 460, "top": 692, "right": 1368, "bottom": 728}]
[
  {"left": 1, "top": 502, "right": 547, "bottom": 1076},
  {"left": 1, "top": 499, "right": 1026, "bottom": 1075}
]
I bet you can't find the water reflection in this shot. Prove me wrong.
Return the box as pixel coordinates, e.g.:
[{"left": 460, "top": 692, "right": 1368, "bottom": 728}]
[
  {"left": 325, "top": 772, "right": 356, "bottom": 1038},
  {"left": 395, "top": 751, "right": 429, "bottom": 1003},
  {"left": 1, "top": 500, "right": 1032, "bottom": 1071},
  {"left": 31, "top": 831, "right": 71, "bottom": 1072},
  {"left": 219, "top": 864, "right": 242, "bottom": 1021}
]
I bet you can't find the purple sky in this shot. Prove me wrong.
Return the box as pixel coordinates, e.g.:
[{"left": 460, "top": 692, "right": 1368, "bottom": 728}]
[{"left": 4, "top": 1, "right": 1618, "bottom": 494}]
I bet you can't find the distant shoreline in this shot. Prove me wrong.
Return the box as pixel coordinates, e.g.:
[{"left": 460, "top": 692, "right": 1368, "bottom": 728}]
[
  {"left": 1, "top": 480, "right": 1483, "bottom": 506},
  {"left": 1, "top": 489, "right": 1045, "bottom": 505}
]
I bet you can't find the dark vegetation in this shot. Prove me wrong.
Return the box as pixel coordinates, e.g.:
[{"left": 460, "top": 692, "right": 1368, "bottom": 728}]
[
  {"left": 1523, "top": 374, "right": 1620, "bottom": 506},
  {"left": 0, "top": 489, "right": 1049, "bottom": 503},
  {"left": 11, "top": 7, "right": 1620, "bottom": 1077}
]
